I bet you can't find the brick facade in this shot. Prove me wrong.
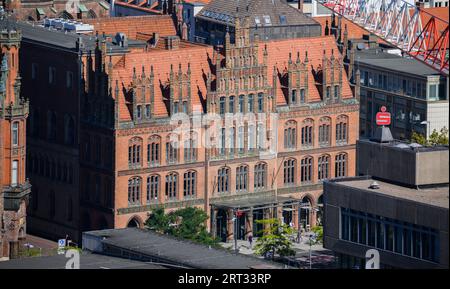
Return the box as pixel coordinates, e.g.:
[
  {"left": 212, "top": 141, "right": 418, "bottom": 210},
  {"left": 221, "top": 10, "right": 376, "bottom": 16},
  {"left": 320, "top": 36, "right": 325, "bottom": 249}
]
[
  {"left": 20, "top": 15, "right": 359, "bottom": 242},
  {"left": 0, "top": 21, "right": 30, "bottom": 259}
]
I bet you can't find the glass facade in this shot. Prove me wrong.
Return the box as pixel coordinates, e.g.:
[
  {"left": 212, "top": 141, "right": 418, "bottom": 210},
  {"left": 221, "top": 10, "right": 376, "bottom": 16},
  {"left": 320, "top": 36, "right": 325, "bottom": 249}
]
[{"left": 340, "top": 208, "right": 439, "bottom": 263}]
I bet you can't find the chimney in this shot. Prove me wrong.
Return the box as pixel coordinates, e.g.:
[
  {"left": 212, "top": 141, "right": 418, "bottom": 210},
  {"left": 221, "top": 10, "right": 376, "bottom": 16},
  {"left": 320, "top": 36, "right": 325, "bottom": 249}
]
[{"left": 164, "top": 36, "right": 180, "bottom": 50}]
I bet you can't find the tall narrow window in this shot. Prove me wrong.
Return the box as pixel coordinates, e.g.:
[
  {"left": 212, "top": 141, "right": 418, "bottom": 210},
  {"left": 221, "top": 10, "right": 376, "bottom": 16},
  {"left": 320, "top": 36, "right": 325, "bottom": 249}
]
[
  {"left": 147, "top": 175, "right": 159, "bottom": 203},
  {"left": 166, "top": 135, "right": 179, "bottom": 164},
  {"left": 128, "top": 177, "right": 141, "bottom": 205},
  {"left": 219, "top": 97, "right": 225, "bottom": 115},
  {"left": 301, "top": 156, "right": 313, "bottom": 183},
  {"left": 257, "top": 93, "right": 264, "bottom": 112},
  {"left": 284, "top": 120, "right": 297, "bottom": 149},
  {"left": 238, "top": 126, "right": 244, "bottom": 153},
  {"left": 145, "top": 104, "right": 151, "bottom": 118},
  {"left": 254, "top": 163, "right": 266, "bottom": 190},
  {"left": 11, "top": 160, "right": 18, "bottom": 187},
  {"left": 229, "top": 127, "right": 236, "bottom": 154},
  {"left": 300, "top": 89, "right": 305, "bottom": 103},
  {"left": 183, "top": 171, "right": 196, "bottom": 197},
  {"left": 301, "top": 119, "right": 314, "bottom": 148},
  {"left": 217, "top": 167, "right": 230, "bottom": 193},
  {"left": 128, "top": 137, "right": 142, "bottom": 167},
  {"left": 219, "top": 127, "right": 226, "bottom": 155},
  {"left": 335, "top": 153, "right": 347, "bottom": 178},
  {"left": 184, "top": 133, "right": 197, "bottom": 162},
  {"left": 147, "top": 135, "right": 160, "bottom": 166},
  {"left": 229, "top": 96, "right": 235, "bottom": 113},
  {"left": 165, "top": 173, "right": 178, "bottom": 200},
  {"left": 291, "top": 89, "right": 297, "bottom": 104},
  {"left": 12, "top": 122, "right": 19, "bottom": 147},
  {"left": 318, "top": 155, "right": 330, "bottom": 180},
  {"left": 236, "top": 165, "right": 248, "bottom": 192},
  {"left": 238, "top": 95, "right": 245, "bottom": 113},
  {"left": 248, "top": 125, "right": 255, "bottom": 151},
  {"left": 319, "top": 117, "right": 331, "bottom": 146},
  {"left": 284, "top": 159, "right": 296, "bottom": 185},
  {"left": 248, "top": 94, "right": 254, "bottom": 112},
  {"left": 336, "top": 115, "right": 348, "bottom": 144}
]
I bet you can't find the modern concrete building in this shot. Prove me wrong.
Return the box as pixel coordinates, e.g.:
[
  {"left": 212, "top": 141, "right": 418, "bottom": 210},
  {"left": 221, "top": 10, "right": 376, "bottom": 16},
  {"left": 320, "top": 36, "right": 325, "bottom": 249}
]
[
  {"left": 323, "top": 129, "right": 449, "bottom": 269},
  {"left": 354, "top": 46, "right": 449, "bottom": 141}
]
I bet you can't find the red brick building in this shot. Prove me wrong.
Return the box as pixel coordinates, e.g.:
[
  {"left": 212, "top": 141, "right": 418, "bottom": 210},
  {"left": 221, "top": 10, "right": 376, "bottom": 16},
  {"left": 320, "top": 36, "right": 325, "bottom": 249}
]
[
  {"left": 20, "top": 14, "right": 359, "bottom": 243},
  {"left": 0, "top": 20, "right": 30, "bottom": 259},
  {"left": 2, "top": 0, "right": 110, "bottom": 21}
]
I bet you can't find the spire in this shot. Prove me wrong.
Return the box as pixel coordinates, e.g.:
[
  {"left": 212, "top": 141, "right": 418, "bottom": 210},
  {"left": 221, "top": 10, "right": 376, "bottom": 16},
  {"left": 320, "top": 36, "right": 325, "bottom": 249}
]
[
  {"left": 296, "top": 51, "right": 301, "bottom": 64},
  {"left": 325, "top": 20, "right": 329, "bottom": 36},
  {"left": 141, "top": 65, "right": 146, "bottom": 78},
  {"left": 150, "top": 65, "right": 154, "bottom": 78}
]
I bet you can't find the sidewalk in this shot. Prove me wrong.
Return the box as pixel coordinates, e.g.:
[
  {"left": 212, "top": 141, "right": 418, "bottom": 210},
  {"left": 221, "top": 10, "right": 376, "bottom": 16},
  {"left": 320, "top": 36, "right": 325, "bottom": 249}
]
[{"left": 219, "top": 237, "right": 335, "bottom": 268}]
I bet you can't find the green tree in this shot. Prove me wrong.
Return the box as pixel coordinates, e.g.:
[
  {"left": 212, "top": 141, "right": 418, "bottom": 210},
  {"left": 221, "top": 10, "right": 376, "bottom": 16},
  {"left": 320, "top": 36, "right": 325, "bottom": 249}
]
[
  {"left": 411, "top": 131, "right": 427, "bottom": 145},
  {"left": 145, "top": 207, "right": 170, "bottom": 233},
  {"left": 429, "top": 127, "right": 449, "bottom": 146},
  {"left": 145, "top": 207, "right": 218, "bottom": 246},
  {"left": 311, "top": 226, "right": 323, "bottom": 244},
  {"left": 253, "top": 219, "right": 296, "bottom": 261}
]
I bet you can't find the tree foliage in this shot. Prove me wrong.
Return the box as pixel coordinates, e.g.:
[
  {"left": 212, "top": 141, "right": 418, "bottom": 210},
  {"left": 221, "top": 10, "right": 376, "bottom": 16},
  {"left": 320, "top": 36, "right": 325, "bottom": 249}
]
[
  {"left": 253, "top": 218, "right": 296, "bottom": 260},
  {"left": 145, "top": 207, "right": 218, "bottom": 246},
  {"left": 311, "top": 226, "right": 323, "bottom": 244},
  {"left": 411, "top": 127, "right": 449, "bottom": 146}
]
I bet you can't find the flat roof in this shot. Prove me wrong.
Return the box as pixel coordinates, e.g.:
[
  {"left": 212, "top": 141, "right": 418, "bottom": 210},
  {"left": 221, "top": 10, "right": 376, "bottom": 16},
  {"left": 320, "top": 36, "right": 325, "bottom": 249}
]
[
  {"left": 355, "top": 48, "right": 441, "bottom": 76},
  {"left": 7, "top": 19, "right": 144, "bottom": 52},
  {"left": 335, "top": 178, "right": 449, "bottom": 209},
  {"left": 0, "top": 251, "right": 165, "bottom": 269},
  {"left": 358, "top": 138, "right": 450, "bottom": 153},
  {"left": 84, "top": 228, "right": 285, "bottom": 269}
]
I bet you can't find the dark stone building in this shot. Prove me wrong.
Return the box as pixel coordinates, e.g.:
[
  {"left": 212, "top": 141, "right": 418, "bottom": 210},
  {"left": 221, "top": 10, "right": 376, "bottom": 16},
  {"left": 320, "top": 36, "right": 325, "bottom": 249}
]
[
  {"left": 195, "top": 0, "right": 321, "bottom": 45},
  {"left": 323, "top": 128, "right": 449, "bottom": 269}
]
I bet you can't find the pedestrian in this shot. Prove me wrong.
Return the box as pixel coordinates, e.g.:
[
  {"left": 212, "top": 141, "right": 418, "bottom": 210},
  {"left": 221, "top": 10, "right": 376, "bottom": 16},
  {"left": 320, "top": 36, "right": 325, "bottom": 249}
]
[{"left": 248, "top": 234, "right": 253, "bottom": 249}]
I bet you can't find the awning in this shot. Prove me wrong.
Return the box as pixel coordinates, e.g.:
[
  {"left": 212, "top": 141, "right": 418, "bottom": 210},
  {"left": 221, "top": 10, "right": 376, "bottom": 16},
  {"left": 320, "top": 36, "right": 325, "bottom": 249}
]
[
  {"left": 78, "top": 4, "right": 88, "bottom": 13},
  {"left": 36, "top": 8, "right": 45, "bottom": 16}
]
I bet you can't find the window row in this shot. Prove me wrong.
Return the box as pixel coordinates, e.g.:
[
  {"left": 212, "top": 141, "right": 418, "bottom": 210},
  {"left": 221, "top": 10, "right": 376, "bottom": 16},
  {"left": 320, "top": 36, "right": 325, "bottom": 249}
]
[
  {"left": 219, "top": 93, "right": 265, "bottom": 114},
  {"left": 284, "top": 116, "right": 348, "bottom": 149},
  {"left": 283, "top": 153, "right": 348, "bottom": 185},
  {"left": 217, "top": 163, "right": 267, "bottom": 193},
  {"left": 31, "top": 63, "right": 74, "bottom": 89},
  {"left": 127, "top": 171, "right": 198, "bottom": 205},
  {"left": 341, "top": 208, "right": 439, "bottom": 263},
  {"left": 28, "top": 109, "right": 76, "bottom": 145},
  {"left": 128, "top": 134, "right": 198, "bottom": 167},
  {"left": 27, "top": 155, "right": 74, "bottom": 185}
]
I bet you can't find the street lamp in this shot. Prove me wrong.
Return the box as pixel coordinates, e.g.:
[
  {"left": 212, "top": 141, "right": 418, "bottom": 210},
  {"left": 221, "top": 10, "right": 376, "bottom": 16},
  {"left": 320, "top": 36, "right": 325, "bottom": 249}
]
[
  {"left": 308, "top": 232, "right": 317, "bottom": 269},
  {"left": 420, "top": 120, "right": 431, "bottom": 138}
]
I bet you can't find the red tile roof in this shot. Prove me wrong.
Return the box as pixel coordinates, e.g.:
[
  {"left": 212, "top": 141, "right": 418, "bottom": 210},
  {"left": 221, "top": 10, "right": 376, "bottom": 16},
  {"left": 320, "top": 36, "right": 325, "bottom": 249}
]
[
  {"left": 111, "top": 36, "right": 354, "bottom": 120},
  {"left": 421, "top": 7, "right": 449, "bottom": 33},
  {"left": 82, "top": 15, "right": 176, "bottom": 39}
]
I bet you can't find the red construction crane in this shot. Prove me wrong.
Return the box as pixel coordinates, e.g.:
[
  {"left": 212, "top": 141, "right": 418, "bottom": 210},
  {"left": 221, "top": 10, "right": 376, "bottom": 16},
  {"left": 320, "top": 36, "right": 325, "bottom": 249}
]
[{"left": 317, "top": 0, "right": 449, "bottom": 76}]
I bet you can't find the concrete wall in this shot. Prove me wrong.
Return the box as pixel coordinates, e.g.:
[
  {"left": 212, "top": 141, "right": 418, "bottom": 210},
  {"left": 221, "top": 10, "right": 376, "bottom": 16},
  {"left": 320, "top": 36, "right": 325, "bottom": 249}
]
[
  {"left": 357, "top": 140, "right": 449, "bottom": 186},
  {"left": 323, "top": 180, "right": 449, "bottom": 269},
  {"left": 416, "top": 150, "right": 449, "bottom": 185}
]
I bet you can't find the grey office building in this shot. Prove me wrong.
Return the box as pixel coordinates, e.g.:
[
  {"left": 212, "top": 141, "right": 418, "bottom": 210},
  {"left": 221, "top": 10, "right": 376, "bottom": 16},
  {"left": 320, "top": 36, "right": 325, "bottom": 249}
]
[
  {"left": 353, "top": 46, "right": 449, "bottom": 141},
  {"left": 323, "top": 129, "right": 449, "bottom": 269}
]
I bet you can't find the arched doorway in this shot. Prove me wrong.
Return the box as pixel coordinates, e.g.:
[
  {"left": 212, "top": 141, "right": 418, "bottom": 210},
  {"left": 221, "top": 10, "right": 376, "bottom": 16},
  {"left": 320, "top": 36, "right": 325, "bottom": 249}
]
[
  {"left": 300, "top": 196, "right": 312, "bottom": 231},
  {"left": 127, "top": 217, "right": 141, "bottom": 228}
]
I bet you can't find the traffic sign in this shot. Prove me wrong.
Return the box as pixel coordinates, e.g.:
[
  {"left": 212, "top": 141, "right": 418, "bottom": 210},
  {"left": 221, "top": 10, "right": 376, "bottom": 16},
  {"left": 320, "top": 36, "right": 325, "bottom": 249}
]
[
  {"left": 376, "top": 106, "right": 391, "bottom": 126},
  {"left": 58, "top": 239, "right": 66, "bottom": 255}
]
